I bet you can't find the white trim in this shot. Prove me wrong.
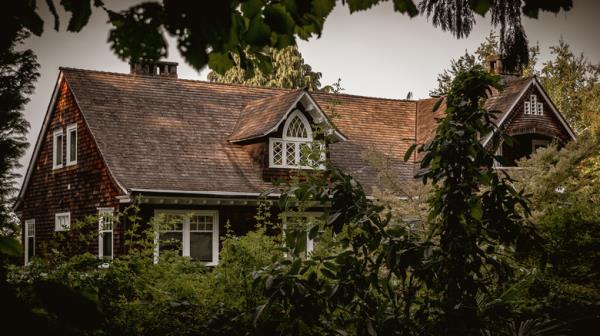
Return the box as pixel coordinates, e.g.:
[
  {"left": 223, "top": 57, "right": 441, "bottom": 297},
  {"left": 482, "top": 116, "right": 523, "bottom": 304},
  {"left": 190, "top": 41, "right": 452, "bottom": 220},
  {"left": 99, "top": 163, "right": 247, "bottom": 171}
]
[
  {"left": 482, "top": 77, "right": 576, "bottom": 147},
  {"left": 16, "top": 73, "right": 63, "bottom": 209},
  {"left": 533, "top": 79, "right": 576, "bottom": 140},
  {"left": 129, "top": 189, "right": 280, "bottom": 197},
  {"left": 154, "top": 209, "right": 219, "bottom": 266},
  {"left": 66, "top": 123, "right": 77, "bottom": 166},
  {"left": 52, "top": 128, "right": 64, "bottom": 170},
  {"left": 24, "top": 219, "right": 35, "bottom": 264},
  {"left": 482, "top": 78, "right": 533, "bottom": 147},
  {"left": 98, "top": 207, "right": 114, "bottom": 259},
  {"left": 233, "top": 91, "right": 346, "bottom": 143},
  {"left": 282, "top": 110, "right": 313, "bottom": 140},
  {"left": 54, "top": 212, "right": 71, "bottom": 231}
]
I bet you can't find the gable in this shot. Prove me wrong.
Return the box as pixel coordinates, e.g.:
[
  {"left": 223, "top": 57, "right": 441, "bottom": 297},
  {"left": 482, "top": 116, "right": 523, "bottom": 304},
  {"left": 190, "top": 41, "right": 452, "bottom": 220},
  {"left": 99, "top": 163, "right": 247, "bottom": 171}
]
[
  {"left": 15, "top": 76, "right": 124, "bottom": 214},
  {"left": 501, "top": 83, "right": 573, "bottom": 142}
]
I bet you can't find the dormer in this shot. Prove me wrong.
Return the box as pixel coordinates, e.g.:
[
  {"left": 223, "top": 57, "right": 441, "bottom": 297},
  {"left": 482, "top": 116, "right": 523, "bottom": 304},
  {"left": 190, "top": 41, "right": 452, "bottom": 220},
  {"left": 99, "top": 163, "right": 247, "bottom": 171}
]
[{"left": 229, "top": 89, "right": 346, "bottom": 172}]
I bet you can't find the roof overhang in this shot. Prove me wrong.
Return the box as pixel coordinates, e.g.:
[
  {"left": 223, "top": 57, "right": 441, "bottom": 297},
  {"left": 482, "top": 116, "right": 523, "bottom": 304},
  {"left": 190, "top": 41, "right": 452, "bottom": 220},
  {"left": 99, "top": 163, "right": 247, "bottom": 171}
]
[
  {"left": 229, "top": 91, "right": 347, "bottom": 143},
  {"left": 13, "top": 72, "right": 63, "bottom": 211},
  {"left": 481, "top": 77, "right": 576, "bottom": 147}
]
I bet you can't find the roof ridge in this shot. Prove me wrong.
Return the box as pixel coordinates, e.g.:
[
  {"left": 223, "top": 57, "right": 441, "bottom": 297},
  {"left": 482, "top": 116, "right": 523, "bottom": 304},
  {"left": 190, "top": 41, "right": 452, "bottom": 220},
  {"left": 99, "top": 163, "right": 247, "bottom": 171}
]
[{"left": 59, "top": 66, "right": 416, "bottom": 102}]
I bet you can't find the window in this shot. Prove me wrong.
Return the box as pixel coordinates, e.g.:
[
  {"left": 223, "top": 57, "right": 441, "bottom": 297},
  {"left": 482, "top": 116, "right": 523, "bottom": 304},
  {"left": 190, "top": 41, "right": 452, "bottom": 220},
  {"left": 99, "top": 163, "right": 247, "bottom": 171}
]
[
  {"left": 53, "top": 129, "right": 64, "bottom": 169},
  {"left": 269, "top": 110, "right": 325, "bottom": 169},
  {"left": 524, "top": 94, "right": 543, "bottom": 116},
  {"left": 154, "top": 210, "right": 219, "bottom": 265},
  {"left": 282, "top": 212, "right": 324, "bottom": 256},
  {"left": 24, "top": 219, "right": 35, "bottom": 264},
  {"left": 98, "top": 208, "right": 114, "bottom": 259},
  {"left": 66, "top": 124, "right": 77, "bottom": 165},
  {"left": 55, "top": 212, "right": 70, "bottom": 231}
]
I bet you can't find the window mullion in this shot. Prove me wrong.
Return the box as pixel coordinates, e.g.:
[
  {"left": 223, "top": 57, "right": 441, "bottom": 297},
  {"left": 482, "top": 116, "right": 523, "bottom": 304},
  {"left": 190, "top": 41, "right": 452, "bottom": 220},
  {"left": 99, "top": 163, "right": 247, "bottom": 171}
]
[{"left": 183, "top": 217, "right": 190, "bottom": 257}]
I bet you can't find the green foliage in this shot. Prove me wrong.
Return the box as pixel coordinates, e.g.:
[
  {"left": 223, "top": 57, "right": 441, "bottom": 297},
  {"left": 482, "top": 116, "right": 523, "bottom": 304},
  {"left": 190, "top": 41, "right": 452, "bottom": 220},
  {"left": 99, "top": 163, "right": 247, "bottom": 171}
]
[
  {"left": 207, "top": 46, "right": 324, "bottom": 90},
  {"left": 537, "top": 39, "right": 600, "bottom": 133},
  {"left": 513, "top": 128, "right": 600, "bottom": 332}
]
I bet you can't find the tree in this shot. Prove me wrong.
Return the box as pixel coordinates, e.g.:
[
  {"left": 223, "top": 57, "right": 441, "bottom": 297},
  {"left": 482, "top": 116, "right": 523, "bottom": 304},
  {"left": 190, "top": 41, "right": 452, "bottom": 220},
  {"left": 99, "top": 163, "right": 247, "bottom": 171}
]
[
  {"left": 537, "top": 39, "right": 600, "bottom": 133},
  {"left": 514, "top": 119, "right": 600, "bottom": 333},
  {"left": 431, "top": 31, "right": 538, "bottom": 95},
  {"left": 251, "top": 67, "right": 538, "bottom": 335},
  {"left": 0, "top": 8, "right": 39, "bottom": 236},
  {"left": 207, "top": 46, "right": 323, "bottom": 90}
]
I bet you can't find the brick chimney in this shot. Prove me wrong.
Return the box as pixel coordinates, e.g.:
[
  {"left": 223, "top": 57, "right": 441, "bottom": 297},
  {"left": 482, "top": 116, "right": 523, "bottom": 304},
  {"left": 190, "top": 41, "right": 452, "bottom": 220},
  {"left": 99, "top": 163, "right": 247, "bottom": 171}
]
[
  {"left": 485, "top": 55, "right": 522, "bottom": 82},
  {"left": 130, "top": 61, "right": 178, "bottom": 78}
]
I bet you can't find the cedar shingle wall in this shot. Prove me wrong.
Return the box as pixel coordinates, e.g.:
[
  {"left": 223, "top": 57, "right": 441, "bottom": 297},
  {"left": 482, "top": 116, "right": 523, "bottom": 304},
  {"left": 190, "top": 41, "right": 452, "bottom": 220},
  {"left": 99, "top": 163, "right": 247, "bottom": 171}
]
[
  {"left": 20, "top": 80, "right": 122, "bottom": 258},
  {"left": 503, "top": 86, "right": 571, "bottom": 142}
]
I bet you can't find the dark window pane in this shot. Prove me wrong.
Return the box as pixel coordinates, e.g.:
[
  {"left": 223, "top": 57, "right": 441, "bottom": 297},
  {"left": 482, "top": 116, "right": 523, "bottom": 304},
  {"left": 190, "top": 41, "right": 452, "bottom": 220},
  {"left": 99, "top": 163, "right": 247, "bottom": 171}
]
[
  {"left": 27, "top": 237, "right": 34, "bottom": 259},
  {"left": 160, "top": 232, "right": 182, "bottom": 255},
  {"left": 102, "top": 232, "right": 112, "bottom": 258},
  {"left": 70, "top": 130, "right": 77, "bottom": 161},
  {"left": 190, "top": 232, "right": 212, "bottom": 262},
  {"left": 56, "top": 135, "right": 63, "bottom": 165}
]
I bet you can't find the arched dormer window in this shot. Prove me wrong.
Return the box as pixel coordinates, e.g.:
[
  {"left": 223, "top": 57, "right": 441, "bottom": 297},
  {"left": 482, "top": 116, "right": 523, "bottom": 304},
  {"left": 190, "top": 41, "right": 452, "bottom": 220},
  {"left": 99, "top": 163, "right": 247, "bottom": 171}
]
[{"left": 269, "top": 110, "right": 325, "bottom": 169}]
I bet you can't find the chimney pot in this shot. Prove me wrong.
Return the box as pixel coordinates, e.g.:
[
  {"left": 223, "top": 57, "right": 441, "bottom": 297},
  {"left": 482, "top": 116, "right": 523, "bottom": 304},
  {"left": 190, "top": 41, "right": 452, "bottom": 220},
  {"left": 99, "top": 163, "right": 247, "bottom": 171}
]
[{"left": 130, "top": 60, "right": 178, "bottom": 78}]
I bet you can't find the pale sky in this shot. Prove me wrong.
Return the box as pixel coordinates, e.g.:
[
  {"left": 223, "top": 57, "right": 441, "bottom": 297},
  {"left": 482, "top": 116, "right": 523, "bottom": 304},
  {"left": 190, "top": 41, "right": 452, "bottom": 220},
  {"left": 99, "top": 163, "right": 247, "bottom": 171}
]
[{"left": 17, "top": 0, "right": 600, "bottom": 185}]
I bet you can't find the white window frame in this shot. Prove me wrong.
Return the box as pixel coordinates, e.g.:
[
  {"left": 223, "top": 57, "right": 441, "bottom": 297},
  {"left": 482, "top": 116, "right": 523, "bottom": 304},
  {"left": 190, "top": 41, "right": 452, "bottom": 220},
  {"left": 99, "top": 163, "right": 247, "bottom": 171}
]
[
  {"left": 524, "top": 94, "right": 544, "bottom": 116},
  {"left": 52, "top": 128, "right": 64, "bottom": 169},
  {"left": 269, "top": 110, "right": 325, "bottom": 169},
  {"left": 98, "top": 208, "right": 114, "bottom": 259},
  {"left": 531, "top": 139, "right": 550, "bottom": 153},
  {"left": 66, "top": 123, "right": 77, "bottom": 166},
  {"left": 282, "top": 211, "right": 323, "bottom": 255},
  {"left": 55, "top": 212, "right": 71, "bottom": 231},
  {"left": 24, "top": 219, "right": 35, "bottom": 264},
  {"left": 154, "top": 210, "right": 219, "bottom": 266}
]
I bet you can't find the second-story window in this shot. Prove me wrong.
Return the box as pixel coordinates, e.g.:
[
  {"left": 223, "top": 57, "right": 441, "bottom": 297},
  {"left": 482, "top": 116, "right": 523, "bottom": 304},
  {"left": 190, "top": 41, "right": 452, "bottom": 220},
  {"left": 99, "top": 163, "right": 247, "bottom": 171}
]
[
  {"left": 53, "top": 129, "right": 64, "bottom": 169},
  {"left": 66, "top": 123, "right": 77, "bottom": 165},
  {"left": 269, "top": 110, "right": 325, "bottom": 169}
]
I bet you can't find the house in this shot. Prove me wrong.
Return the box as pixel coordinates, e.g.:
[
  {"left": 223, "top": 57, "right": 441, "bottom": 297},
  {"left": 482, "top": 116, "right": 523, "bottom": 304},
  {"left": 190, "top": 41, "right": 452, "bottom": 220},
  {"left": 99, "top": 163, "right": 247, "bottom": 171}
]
[{"left": 14, "top": 59, "right": 575, "bottom": 264}]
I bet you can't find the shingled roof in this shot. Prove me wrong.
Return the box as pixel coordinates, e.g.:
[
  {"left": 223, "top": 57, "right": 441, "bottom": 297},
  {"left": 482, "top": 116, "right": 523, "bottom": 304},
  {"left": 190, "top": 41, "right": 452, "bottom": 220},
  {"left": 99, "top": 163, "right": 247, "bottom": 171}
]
[
  {"left": 19, "top": 68, "right": 570, "bottom": 204},
  {"left": 58, "top": 68, "right": 417, "bottom": 196}
]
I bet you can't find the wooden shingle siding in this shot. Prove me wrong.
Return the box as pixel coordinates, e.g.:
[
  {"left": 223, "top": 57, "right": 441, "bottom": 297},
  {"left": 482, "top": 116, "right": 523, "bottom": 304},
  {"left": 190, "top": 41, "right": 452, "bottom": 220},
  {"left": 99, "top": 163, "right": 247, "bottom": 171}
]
[
  {"left": 503, "top": 85, "right": 572, "bottom": 143},
  {"left": 19, "top": 80, "right": 122, "bottom": 258}
]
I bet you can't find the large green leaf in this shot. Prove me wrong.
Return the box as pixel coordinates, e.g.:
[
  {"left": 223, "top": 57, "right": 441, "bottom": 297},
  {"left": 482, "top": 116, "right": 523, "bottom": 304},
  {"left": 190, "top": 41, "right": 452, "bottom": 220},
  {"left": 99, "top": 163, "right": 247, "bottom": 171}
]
[
  {"left": 208, "top": 51, "right": 235, "bottom": 75},
  {"left": 61, "top": 0, "right": 93, "bottom": 32}
]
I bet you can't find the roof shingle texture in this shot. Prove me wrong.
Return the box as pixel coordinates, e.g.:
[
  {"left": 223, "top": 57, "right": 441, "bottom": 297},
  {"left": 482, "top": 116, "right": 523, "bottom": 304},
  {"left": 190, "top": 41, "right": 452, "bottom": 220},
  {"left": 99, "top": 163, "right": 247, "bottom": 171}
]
[
  {"left": 61, "top": 68, "right": 418, "bottom": 195},
  {"left": 229, "top": 89, "right": 305, "bottom": 141}
]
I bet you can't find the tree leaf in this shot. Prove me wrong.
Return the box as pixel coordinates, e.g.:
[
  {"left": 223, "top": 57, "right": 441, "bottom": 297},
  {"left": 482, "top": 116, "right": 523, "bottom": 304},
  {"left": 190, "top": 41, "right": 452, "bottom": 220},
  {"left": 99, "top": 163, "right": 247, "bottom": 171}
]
[
  {"left": 468, "top": 0, "right": 492, "bottom": 16},
  {"left": 392, "top": 0, "right": 418, "bottom": 17},
  {"left": 61, "top": 0, "right": 93, "bottom": 32},
  {"left": 208, "top": 51, "right": 235, "bottom": 75},
  {"left": 404, "top": 143, "right": 417, "bottom": 162},
  {"left": 241, "top": 0, "right": 263, "bottom": 18}
]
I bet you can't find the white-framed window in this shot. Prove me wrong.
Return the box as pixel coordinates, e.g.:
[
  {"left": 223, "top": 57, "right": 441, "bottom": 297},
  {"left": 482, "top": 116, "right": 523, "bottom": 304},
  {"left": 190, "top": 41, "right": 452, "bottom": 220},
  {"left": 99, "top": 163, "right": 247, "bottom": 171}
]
[
  {"left": 24, "top": 219, "right": 35, "bottom": 264},
  {"left": 154, "top": 210, "right": 219, "bottom": 266},
  {"left": 532, "top": 139, "right": 550, "bottom": 153},
  {"left": 282, "top": 212, "right": 324, "bottom": 255},
  {"left": 55, "top": 212, "right": 71, "bottom": 231},
  {"left": 269, "top": 110, "right": 325, "bottom": 169},
  {"left": 52, "top": 128, "right": 64, "bottom": 169},
  {"left": 524, "top": 94, "right": 543, "bottom": 116},
  {"left": 98, "top": 208, "right": 114, "bottom": 259},
  {"left": 66, "top": 123, "right": 77, "bottom": 165}
]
